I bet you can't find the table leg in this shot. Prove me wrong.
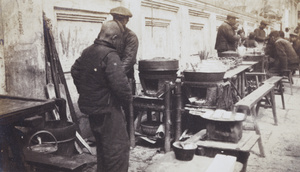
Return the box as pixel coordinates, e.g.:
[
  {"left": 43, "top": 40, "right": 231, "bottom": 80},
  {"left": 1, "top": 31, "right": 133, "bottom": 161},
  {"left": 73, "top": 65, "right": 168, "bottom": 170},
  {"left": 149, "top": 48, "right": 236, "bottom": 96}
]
[
  {"left": 164, "top": 82, "right": 171, "bottom": 152},
  {"left": 241, "top": 72, "right": 245, "bottom": 98}
]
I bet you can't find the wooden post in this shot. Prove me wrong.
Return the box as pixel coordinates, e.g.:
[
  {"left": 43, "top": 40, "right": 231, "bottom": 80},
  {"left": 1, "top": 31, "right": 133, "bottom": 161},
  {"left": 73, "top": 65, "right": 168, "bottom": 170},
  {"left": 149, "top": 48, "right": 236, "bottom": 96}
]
[
  {"left": 164, "top": 81, "right": 171, "bottom": 152},
  {"left": 251, "top": 107, "right": 265, "bottom": 157},
  {"left": 175, "top": 80, "right": 182, "bottom": 141},
  {"left": 128, "top": 79, "right": 135, "bottom": 148},
  {"left": 270, "top": 89, "right": 278, "bottom": 125}
]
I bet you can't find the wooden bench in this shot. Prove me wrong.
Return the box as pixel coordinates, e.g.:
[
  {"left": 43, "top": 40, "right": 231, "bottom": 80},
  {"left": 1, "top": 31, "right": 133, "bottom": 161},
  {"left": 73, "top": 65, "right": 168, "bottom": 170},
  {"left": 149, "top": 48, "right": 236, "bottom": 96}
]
[
  {"left": 233, "top": 83, "right": 277, "bottom": 157},
  {"left": 263, "top": 76, "right": 284, "bottom": 109}
]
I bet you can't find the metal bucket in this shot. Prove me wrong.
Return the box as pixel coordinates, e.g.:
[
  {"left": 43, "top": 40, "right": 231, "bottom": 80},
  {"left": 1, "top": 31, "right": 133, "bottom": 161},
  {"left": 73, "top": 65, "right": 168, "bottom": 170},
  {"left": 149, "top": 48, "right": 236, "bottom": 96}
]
[{"left": 43, "top": 121, "right": 76, "bottom": 156}]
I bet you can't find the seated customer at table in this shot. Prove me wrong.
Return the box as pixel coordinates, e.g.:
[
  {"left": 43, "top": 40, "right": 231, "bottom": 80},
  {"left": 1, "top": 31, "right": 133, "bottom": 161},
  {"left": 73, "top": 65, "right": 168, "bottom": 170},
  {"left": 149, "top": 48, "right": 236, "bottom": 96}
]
[
  {"left": 243, "top": 32, "right": 258, "bottom": 48},
  {"left": 267, "top": 31, "right": 299, "bottom": 74}
]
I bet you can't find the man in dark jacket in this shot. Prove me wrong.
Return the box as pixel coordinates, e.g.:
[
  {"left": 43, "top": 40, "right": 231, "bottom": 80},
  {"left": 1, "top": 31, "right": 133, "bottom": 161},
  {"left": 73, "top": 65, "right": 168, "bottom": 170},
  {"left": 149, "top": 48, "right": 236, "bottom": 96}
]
[
  {"left": 71, "top": 20, "right": 132, "bottom": 172},
  {"left": 254, "top": 20, "right": 268, "bottom": 43},
  {"left": 110, "top": 6, "right": 138, "bottom": 88},
  {"left": 215, "top": 14, "right": 240, "bottom": 56},
  {"left": 290, "top": 32, "right": 300, "bottom": 58},
  {"left": 110, "top": 6, "right": 139, "bottom": 134},
  {"left": 268, "top": 31, "right": 300, "bottom": 74}
]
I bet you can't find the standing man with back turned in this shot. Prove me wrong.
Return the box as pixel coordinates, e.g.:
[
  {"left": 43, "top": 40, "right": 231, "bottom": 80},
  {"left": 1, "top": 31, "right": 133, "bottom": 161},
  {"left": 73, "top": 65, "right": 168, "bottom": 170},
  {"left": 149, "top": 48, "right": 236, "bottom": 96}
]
[
  {"left": 110, "top": 6, "right": 139, "bottom": 134},
  {"left": 71, "top": 20, "right": 132, "bottom": 172}
]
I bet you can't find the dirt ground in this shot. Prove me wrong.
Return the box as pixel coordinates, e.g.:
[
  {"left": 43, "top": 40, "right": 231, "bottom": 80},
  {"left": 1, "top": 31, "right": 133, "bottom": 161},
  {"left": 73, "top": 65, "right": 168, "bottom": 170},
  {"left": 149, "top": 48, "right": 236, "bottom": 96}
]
[
  {"left": 127, "top": 73, "right": 300, "bottom": 172},
  {"left": 21, "top": 73, "right": 300, "bottom": 172}
]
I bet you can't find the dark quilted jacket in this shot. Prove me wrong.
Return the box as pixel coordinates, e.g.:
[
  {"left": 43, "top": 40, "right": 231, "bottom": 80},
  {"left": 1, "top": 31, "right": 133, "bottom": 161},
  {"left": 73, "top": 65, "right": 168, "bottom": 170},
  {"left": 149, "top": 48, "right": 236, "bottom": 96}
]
[
  {"left": 71, "top": 39, "right": 132, "bottom": 115},
  {"left": 215, "top": 21, "right": 240, "bottom": 52}
]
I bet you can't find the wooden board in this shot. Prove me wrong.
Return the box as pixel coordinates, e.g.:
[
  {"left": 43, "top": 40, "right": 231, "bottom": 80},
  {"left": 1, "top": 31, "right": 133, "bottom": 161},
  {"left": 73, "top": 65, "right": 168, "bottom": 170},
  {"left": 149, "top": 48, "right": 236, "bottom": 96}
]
[
  {"left": 0, "top": 95, "right": 56, "bottom": 125},
  {"left": 196, "top": 131, "right": 259, "bottom": 152},
  {"left": 24, "top": 150, "right": 87, "bottom": 171},
  {"left": 205, "top": 154, "right": 237, "bottom": 172}
]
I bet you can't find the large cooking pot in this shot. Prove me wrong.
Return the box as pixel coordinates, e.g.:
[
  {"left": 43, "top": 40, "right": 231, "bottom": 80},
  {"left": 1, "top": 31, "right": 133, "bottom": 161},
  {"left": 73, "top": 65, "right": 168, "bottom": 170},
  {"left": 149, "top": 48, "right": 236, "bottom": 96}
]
[
  {"left": 138, "top": 58, "right": 178, "bottom": 97},
  {"left": 138, "top": 59, "right": 178, "bottom": 71}
]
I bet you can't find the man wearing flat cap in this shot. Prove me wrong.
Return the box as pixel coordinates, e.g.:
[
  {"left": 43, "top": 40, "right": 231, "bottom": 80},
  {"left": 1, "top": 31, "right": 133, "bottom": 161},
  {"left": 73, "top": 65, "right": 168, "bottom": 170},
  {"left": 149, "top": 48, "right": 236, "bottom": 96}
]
[
  {"left": 215, "top": 14, "right": 241, "bottom": 56},
  {"left": 254, "top": 20, "right": 268, "bottom": 44},
  {"left": 110, "top": 6, "right": 139, "bottom": 135}
]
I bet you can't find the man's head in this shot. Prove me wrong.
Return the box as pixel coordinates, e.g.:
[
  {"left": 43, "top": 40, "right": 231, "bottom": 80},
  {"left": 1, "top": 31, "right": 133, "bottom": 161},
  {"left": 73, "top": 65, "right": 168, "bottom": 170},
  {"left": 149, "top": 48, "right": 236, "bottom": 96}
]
[
  {"left": 268, "top": 31, "right": 280, "bottom": 43},
  {"left": 226, "top": 14, "right": 238, "bottom": 26},
  {"left": 290, "top": 32, "right": 298, "bottom": 42},
  {"left": 249, "top": 32, "right": 256, "bottom": 39},
  {"left": 110, "top": 6, "right": 132, "bottom": 26},
  {"left": 98, "top": 20, "right": 124, "bottom": 49},
  {"left": 259, "top": 20, "right": 268, "bottom": 30}
]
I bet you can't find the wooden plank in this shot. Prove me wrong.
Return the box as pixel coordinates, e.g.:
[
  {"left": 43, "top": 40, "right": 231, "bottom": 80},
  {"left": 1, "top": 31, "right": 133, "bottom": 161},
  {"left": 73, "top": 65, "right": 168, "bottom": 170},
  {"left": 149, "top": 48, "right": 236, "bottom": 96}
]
[
  {"left": 197, "top": 140, "right": 238, "bottom": 150},
  {"left": 224, "top": 64, "right": 254, "bottom": 79},
  {"left": 196, "top": 131, "right": 258, "bottom": 152},
  {"left": 235, "top": 83, "right": 274, "bottom": 109},
  {"left": 24, "top": 150, "right": 86, "bottom": 170},
  {"left": 236, "top": 131, "right": 255, "bottom": 150},
  {"left": 205, "top": 154, "right": 237, "bottom": 172},
  {"left": 240, "top": 134, "right": 260, "bottom": 151},
  {"left": 263, "top": 76, "right": 283, "bottom": 84},
  {"left": 184, "top": 129, "right": 206, "bottom": 143}
]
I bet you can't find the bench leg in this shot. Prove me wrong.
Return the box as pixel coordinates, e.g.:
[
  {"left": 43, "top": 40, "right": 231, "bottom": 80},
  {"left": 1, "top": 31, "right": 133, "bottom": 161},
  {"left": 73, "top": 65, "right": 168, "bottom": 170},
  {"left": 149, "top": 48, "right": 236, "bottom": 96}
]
[
  {"left": 251, "top": 107, "right": 265, "bottom": 157},
  {"left": 269, "top": 89, "right": 278, "bottom": 125},
  {"left": 278, "top": 82, "right": 285, "bottom": 109}
]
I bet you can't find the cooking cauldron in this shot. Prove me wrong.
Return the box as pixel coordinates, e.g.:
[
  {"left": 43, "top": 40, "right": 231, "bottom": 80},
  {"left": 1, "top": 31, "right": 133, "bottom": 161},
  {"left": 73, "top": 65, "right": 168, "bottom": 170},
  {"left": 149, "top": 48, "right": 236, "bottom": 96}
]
[{"left": 138, "top": 58, "right": 178, "bottom": 97}]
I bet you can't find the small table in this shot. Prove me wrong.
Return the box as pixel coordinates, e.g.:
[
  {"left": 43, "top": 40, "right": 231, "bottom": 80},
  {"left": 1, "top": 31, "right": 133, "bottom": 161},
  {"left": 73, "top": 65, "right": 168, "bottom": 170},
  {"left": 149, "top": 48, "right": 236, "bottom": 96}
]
[{"left": 196, "top": 130, "right": 260, "bottom": 172}]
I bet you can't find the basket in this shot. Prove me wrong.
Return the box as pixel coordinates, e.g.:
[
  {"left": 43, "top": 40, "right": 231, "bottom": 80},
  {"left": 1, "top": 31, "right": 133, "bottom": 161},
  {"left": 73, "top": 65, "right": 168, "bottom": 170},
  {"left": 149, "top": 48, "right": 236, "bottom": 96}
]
[{"left": 140, "top": 121, "right": 161, "bottom": 136}]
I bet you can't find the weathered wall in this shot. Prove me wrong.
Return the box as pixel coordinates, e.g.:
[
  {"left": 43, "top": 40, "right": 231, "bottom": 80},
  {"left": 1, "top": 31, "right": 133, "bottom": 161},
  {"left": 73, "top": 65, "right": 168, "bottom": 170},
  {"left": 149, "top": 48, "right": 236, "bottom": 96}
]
[
  {"left": 2, "top": 0, "right": 45, "bottom": 98},
  {"left": 0, "top": 0, "right": 5, "bottom": 94},
  {"left": 0, "top": 0, "right": 297, "bottom": 137}
]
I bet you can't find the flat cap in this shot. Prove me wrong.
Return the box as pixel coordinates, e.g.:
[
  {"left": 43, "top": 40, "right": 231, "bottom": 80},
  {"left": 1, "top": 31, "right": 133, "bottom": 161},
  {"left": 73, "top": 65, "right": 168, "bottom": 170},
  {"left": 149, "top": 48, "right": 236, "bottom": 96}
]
[
  {"left": 260, "top": 20, "right": 268, "bottom": 25},
  {"left": 110, "top": 6, "right": 132, "bottom": 17},
  {"left": 227, "top": 13, "right": 238, "bottom": 19}
]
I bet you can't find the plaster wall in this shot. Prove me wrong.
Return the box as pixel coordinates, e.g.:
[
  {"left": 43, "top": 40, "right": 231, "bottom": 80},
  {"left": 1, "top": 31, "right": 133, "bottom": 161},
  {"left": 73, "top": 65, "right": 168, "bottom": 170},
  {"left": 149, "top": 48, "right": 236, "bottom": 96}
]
[
  {"left": 1, "top": 0, "right": 45, "bottom": 98},
  {"left": 0, "top": 0, "right": 297, "bottom": 137}
]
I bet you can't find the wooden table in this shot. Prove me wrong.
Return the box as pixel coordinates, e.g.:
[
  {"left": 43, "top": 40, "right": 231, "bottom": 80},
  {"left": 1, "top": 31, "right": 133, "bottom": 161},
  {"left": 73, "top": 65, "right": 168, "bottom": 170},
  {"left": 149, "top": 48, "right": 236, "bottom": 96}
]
[
  {"left": 224, "top": 62, "right": 258, "bottom": 98},
  {"left": 0, "top": 95, "right": 58, "bottom": 125},
  {"left": 0, "top": 95, "right": 64, "bottom": 171},
  {"left": 196, "top": 130, "right": 259, "bottom": 172}
]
